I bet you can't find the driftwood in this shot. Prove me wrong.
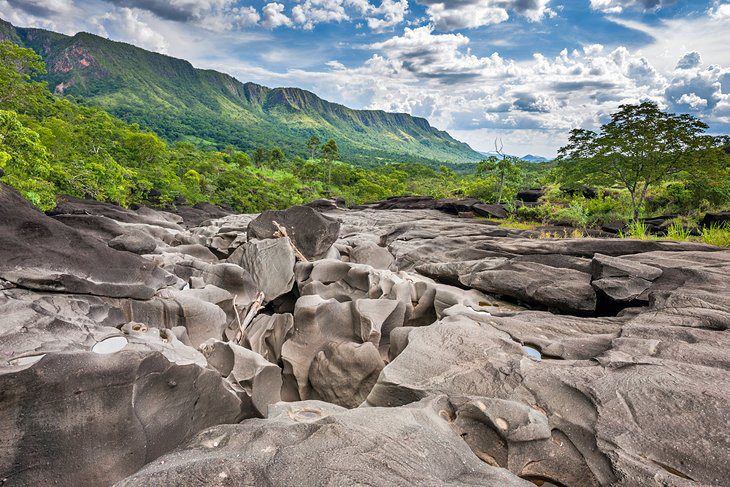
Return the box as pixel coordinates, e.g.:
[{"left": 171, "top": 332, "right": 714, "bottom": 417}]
[
  {"left": 272, "top": 220, "right": 309, "bottom": 262},
  {"left": 233, "top": 291, "right": 265, "bottom": 345}
]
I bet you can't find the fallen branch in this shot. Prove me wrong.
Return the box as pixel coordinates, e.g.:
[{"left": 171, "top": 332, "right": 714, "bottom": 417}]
[
  {"left": 272, "top": 220, "right": 309, "bottom": 263},
  {"left": 234, "top": 291, "right": 265, "bottom": 345}
]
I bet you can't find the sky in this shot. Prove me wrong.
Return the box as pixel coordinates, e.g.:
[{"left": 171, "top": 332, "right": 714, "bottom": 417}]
[{"left": 1, "top": 0, "right": 729, "bottom": 157}]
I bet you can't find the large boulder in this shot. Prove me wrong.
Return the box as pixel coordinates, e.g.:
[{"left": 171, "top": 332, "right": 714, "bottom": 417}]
[
  {"left": 116, "top": 396, "right": 529, "bottom": 487},
  {"left": 247, "top": 205, "right": 341, "bottom": 260},
  {"left": 0, "top": 184, "right": 170, "bottom": 299},
  {"left": 227, "top": 238, "right": 296, "bottom": 304},
  {"left": 461, "top": 260, "right": 597, "bottom": 314}
]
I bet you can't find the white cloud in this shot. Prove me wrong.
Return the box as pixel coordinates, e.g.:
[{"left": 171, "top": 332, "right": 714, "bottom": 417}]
[
  {"left": 292, "top": 0, "right": 349, "bottom": 30},
  {"left": 364, "top": 0, "right": 408, "bottom": 32},
  {"left": 415, "top": 0, "right": 553, "bottom": 30},
  {"left": 590, "top": 0, "right": 675, "bottom": 14},
  {"left": 709, "top": 2, "right": 730, "bottom": 19},
  {"left": 92, "top": 7, "right": 168, "bottom": 53},
  {"left": 261, "top": 2, "right": 293, "bottom": 28}
]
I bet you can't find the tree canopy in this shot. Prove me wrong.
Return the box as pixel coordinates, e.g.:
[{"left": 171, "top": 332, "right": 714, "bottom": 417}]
[{"left": 557, "top": 102, "right": 726, "bottom": 219}]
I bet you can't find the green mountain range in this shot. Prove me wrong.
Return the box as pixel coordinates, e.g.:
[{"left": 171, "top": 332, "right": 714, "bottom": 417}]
[{"left": 0, "top": 19, "right": 482, "bottom": 166}]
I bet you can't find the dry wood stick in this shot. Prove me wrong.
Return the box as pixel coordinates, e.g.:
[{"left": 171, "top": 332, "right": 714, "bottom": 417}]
[{"left": 272, "top": 220, "right": 309, "bottom": 262}]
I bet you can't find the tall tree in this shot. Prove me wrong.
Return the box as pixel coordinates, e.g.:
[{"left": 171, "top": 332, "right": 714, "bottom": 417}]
[
  {"left": 477, "top": 139, "right": 524, "bottom": 203},
  {"left": 0, "top": 41, "right": 49, "bottom": 113},
  {"left": 321, "top": 138, "right": 339, "bottom": 186},
  {"left": 558, "top": 102, "right": 723, "bottom": 220},
  {"left": 306, "top": 135, "right": 321, "bottom": 159}
]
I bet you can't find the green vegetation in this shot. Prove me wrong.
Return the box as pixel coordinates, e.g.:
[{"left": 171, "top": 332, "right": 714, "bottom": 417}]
[
  {"left": 0, "top": 19, "right": 482, "bottom": 167},
  {"left": 0, "top": 38, "right": 727, "bottom": 250},
  {"left": 558, "top": 102, "right": 727, "bottom": 220}
]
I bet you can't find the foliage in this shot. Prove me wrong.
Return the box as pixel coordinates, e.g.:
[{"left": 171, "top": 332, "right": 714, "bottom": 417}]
[
  {"left": 476, "top": 155, "right": 524, "bottom": 203},
  {"left": 558, "top": 102, "right": 727, "bottom": 220}
]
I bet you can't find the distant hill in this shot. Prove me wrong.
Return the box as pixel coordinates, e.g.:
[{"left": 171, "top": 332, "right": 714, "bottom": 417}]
[
  {"left": 0, "top": 19, "right": 483, "bottom": 166},
  {"left": 479, "top": 152, "right": 550, "bottom": 163}
]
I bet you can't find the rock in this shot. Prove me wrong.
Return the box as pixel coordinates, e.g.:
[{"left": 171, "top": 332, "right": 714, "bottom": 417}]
[
  {"left": 247, "top": 205, "right": 341, "bottom": 260},
  {"left": 462, "top": 260, "right": 597, "bottom": 314},
  {"left": 108, "top": 233, "right": 158, "bottom": 254},
  {"left": 116, "top": 396, "right": 529, "bottom": 487},
  {"left": 199, "top": 339, "right": 282, "bottom": 418},
  {"left": 309, "top": 341, "right": 384, "bottom": 408},
  {"left": 243, "top": 313, "right": 294, "bottom": 364},
  {"left": 472, "top": 203, "right": 508, "bottom": 219},
  {"left": 348, "top": 241, "right": 394, "bottom": 269},
  {"left": 280, "top": 295, "right": 395, "bottom": 404},
  {"left": 117, "top": 289, "right": 228, "bottom": 348},
  {"left": 0, "top": 184, "right": 170, "bottom": 299},
  {"left": 305, "top": 197, "right": 346, "bottom": 211},
  {"left": 590, "top": 253, "right": 663, "bottom": 303},
  {"left": 601, "top": 220, "right": 628, "bottom": 234},
  {"left": 227, "top": 238, "right": 296, "bottom": 303},
  {"left": 701, "top": 211, "right": 730, "bottom": 228},
  {"left": 171, "top": 202, "right": 233, "bottom": 228},
  {"left": 516, "top": 188, "right": 544, "bottom": 203}
]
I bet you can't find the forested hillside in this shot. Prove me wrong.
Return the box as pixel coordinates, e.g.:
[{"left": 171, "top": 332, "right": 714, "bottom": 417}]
[{"left": 0, "top": 19, "right": 482, "bottom": 166}]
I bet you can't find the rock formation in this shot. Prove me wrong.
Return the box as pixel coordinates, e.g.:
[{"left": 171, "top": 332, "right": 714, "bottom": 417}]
[{"left": 1, "top": 184, "right": 727, "bottom": 486}]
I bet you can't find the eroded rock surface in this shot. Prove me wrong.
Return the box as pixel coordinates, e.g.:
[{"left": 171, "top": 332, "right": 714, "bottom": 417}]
[{"left": 2, "top": 193, "right": 728, "bottom": 487}]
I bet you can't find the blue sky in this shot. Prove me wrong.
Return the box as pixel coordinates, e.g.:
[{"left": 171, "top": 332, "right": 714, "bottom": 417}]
[{"left": 1, "top": 0, "right": 729, "bottom": 156}]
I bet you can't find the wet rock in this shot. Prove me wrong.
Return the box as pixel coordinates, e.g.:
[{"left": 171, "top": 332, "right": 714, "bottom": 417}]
[
  {"left": 116, "top": 396, "right": 529, "bottom": 487},
  {"left": 248, "top": 205, "right": 341, "bottom": 260}
]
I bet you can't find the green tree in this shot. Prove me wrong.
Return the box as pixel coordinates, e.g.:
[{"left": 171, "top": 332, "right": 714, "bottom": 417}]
[
  {"left": 0, "top": 41, "right": 50, "bottom": 113},
  {"left": 306, "top": 135, "right": 321, "bottom": 159},
  {"left": 477, "top": 155, "right": 523, "bottom": 203},
  {"left": 321, "top": 138, "right": 339, "bottom": 186},
  {"left": 558, "top": 102, "right": 723, "bottom": 220},
  {"left": 0, "top": 110, "right": 56, "bottom": 209},
  {"left": 252, "top": 147, "right": 267, "bottom": 167}
]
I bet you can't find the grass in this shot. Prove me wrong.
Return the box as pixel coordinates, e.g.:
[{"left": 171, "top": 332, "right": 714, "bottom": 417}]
[
  {"left": 619, "top": 220, "right": 655, "bottom": 240},
  {"left": 665, "top": 222, "right": 692, "bottom": 241},
  {"left": 700, "top": 223, "right": 730, "bottom": 247}
]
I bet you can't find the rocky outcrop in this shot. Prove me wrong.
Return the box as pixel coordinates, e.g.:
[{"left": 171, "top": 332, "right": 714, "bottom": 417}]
[
  {"left": 2, "top": 194, "right": 728, "bottom": 487},
  {"left": 0, "top": 185, "right": 170, "bottom": 299}
]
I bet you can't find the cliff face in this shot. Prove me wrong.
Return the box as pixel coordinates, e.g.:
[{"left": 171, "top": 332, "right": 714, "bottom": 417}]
[{"left": 0, "top": 19, "right": 483, "bottom": 165}]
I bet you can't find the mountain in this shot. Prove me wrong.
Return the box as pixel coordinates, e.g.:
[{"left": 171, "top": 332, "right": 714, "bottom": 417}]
[
  {"left": 478, "top": 151, "right": 550, "bottom": 163},
  {"left": 0, "top": 19, "right": 483, "bottom": 166},
  {"left": 521, "top": 154, "right": 550, "bottom": 163}
]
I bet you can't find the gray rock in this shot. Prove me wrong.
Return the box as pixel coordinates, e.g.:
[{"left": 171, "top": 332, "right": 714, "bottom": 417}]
[
  {"left": 247, "top": 205, "right": 340, "bottom": 260},
  {"left": 108, "top": 233, "right": 158, "bottom": 254},
  {"left": 0, "top": 184, "right": 170, "bottom": 299},
  {"left": 228, "top": 237, "right": 296, "bottom": 303},
  {"left": 116, "top": 396, "right": 529, "bottom": 487}
]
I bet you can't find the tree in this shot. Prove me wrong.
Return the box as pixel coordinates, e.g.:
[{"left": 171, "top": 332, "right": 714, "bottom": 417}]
[
  {"left": 0, "top": 109, "right": 56, "bottom": 209},
  {"left": 252, "top": 147, "right": 267, "bottom": 167},
  {"left": 306, "top": 135, "right": 321, "bottom": 159},
  {"left": 321, "top": 138, "right": 339, "bottom": 186},
  {"left": 0, "top": 41, "right": 50, "bottom": 113},
  {"left": 477, "top": 140, "right": 523, "bottom": 203},
  {"left": 558, "top": 102, "right": 723, "bottom": 220}
]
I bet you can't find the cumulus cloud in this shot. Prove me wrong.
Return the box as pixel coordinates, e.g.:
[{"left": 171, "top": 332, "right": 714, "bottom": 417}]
[
  {"left": 292, "top": 0, "right": 349, "bottom": 29},
  {"left": 92, "top": 7, "right": 168, "bottom": 53},
  {"left": 590, "top": 0, "right": 676, "bottom": 14},
  {"left": 709, "top": 2, "right": 730, "bottom": 19},
  {"left": 415, "top": 0, "right": 553, "bottom": 30},
  {"left": 261, "top": 2, "right": 293, "bottom": 28}
]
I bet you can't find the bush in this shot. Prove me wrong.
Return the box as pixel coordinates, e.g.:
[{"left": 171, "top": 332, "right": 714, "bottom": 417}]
[{"left": 700, "top": 223, "right": 730, "bottom": 248}]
